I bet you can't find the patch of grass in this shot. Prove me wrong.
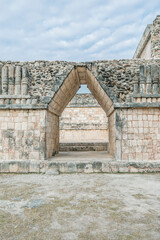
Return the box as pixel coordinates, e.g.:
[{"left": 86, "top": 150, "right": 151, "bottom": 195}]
[
  {"left": 132, "top": 193, "right": 147, "bottom": 199},
  {"left": 0, "top": 213, "right": 5, "bottom": 225}
]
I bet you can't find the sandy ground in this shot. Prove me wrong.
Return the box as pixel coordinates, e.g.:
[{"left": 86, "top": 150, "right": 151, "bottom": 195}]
[{"left": 0, "top": 174, "right": 160, "bottom": 240}]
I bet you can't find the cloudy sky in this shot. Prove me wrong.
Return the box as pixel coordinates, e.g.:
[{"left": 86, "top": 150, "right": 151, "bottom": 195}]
[{"left": 0, "top": 0, "right": 159, "bottom": 62}]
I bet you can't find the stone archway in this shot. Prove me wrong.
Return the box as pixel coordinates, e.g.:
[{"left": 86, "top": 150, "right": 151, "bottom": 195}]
[{"left": 45, "top": 66, "right": 116, "bottom": 159}]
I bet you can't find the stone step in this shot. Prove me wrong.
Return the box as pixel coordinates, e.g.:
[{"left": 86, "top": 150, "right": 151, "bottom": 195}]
[
  {"left": 0, "top": 159, "right": 160, "bottom": 174},
  {"left": 59, "top": 142, "right": 109, "bottom": 151}
]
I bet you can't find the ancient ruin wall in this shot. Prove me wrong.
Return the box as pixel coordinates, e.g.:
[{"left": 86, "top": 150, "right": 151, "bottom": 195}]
[
  {"left": 151, "top": 15, "right": 160, "bottom": 59},
  {"left": 0, "top": 59, "right": 160, "bottom": 161},
  {"left": 0, "top": 109, "right": 46, "bottom": 160},
  {"left": 133, "top": 15, "right": 160, "bottom": 59},
  {"left": 139, "top": 37, "right": 151, "bottom": 59},
  {"left": 121, "top": 108, "right": 160, "bottom": 161},
  {"left": 133, "top": 24, "right": 152, "bottom": 59},
  {"left": 59, "top": 94, "right": 108, "bottom": 143},
  {"left": 1, "top": 59, "right": 160, "bottom": 107},
  {"left": 46, "top": 111, "right": 59, "bottom": 158}
]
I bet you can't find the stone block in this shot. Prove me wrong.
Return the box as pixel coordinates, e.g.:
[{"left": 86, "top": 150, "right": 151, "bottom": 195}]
[
  {"left": 92, "top": 162, "right": 102, "bottom": 172},
  {"left": 129, "top": 166, "right": 139, "bottom": 173},
  {"left": 9, "top": 161, "right": 19, "bottom": 172},
  {"left": 0, "top": 162, "right": 9, "bottom": 172},
  {"left": 102, "top": 162, "right": 110, "bottom": 172},
  {"left": 29, "top": 161, "right": 40, "bottom": 173},
  {"left": 84, "top": 163, "right": 93, "bottom": 173},
  {"left": 66, "top": 162, "right": 77, "bottom": 173},
  {"left": 109, "top": 162, "right": 119, "bottom": 173},
  {"left": 18, "top": 161, "right": 29, "bottom": 173},
  {"left": 76, "top": 162, "right": 86, "bottom": 173}
]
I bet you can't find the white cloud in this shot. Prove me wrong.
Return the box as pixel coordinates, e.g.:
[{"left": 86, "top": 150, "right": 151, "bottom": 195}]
[{"left": 0, "top": 0, "right": 159, "bottom": 61}]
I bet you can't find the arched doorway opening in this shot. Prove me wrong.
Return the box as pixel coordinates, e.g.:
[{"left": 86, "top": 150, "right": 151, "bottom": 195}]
[
  {"left": 46, "top": 66, "right": 116, "bottom": 159},
  {"left": 59, "top": 92, "right": 109, "bottom": 152}
]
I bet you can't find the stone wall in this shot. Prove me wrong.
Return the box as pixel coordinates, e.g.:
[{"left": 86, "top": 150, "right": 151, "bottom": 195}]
[
  {"left": 1, "top": 62, "right": 160, "bottom": 161},
  {"left": 121, "top": 108, "right": 160, "bottom": 161},
  {"left": 0, "top": 109, "right": 46, "bottom": 160},
  {"left": 67, "top": 93, "right": 100, "bottom": 107},
  {"left": 1, "top": 59, "right": 160, "bottom": 106},
  {"left": 0, "top": 14, "right": 160, "bottom": 164},
  {"left": 133, "top": 15, "right": 160, "bottom": 59},
  {"left": 88, "top": 59, "right": 160, "bottom": 103},
  {"left": 151, "top": 15, "right": 160, "bottom": 59},
  {"left": 138, "top": 37, "right": 151, "bottom": 59},
  {"left": 0, "top": 109, "right": 60, "bottom": 160},
  {"left": 46, "top": 111, "right": 59, "bottom": 158},
  {"left": 108, "top": 112, "right": 116, "bottom": 157},
  {"left": 133, "top": 24, "right": 152, "bottom": 59},
  {"left": 60, "top": 94, "right": 108, "bottom": 143}
]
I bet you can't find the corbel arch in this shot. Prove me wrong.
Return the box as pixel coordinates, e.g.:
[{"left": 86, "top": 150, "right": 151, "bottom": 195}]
[{"left": 46, "top": 66, "right": 116, "bottom": 158}]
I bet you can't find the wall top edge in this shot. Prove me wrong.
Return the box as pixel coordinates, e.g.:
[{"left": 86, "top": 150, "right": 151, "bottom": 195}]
[{"left": 1, "top": 58, "right": 160, "bottom": 65}]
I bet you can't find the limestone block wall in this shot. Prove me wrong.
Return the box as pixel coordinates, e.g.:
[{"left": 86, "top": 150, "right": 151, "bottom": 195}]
[
  {"left": 46, "top": 111, "right": 59, "bottom": 158},
  {"left": 108, "top": 112, "right": 116, "bottom": 157},
  {"left": 121, "top": 108, "right": 160, "bottom": 161},
  {"left": 139, "top": 37, "right": 151, "bottom": 59},
  {"left": 133, "top": 24, "right": 152, "bottom": 59},
  {"left": 59, "top": 94, "right": 108, "bottom": 143},
  {"left": 0, "top": 110, "right": 46, "bottom": 160},
  {"left": 60, "top": 107, "right": 108, "bottom": 143}
]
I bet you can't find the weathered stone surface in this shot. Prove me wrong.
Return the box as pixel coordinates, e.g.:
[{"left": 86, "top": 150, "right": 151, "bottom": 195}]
[
  {"left": 152, "top": 15, "right": 160, "bottom": 59},
  {"left": 45, "top": 169, "right": 60, "bottom": 175},
  {"left": 133, "top": 15, "right": 160, "bottom": 59},
  {"left": 59, "top": 142, "right": 108, "bottom": 152},
  {"left": 0, "top": 15, "right": 160, "bottom": 164},
  {"left": 0, "top": 59, "right": 160, "bottom": 106},
  {"left": 67, "top": 93, "right": 100, "bottom": 107},
  {"left": 0, "top": 110, "right": 46, "bottom": 161},
  {"left": 133, "top": 24, "right": 152, "bottom": 59},
  {"left": 0, "top": 159, "right": 160, "bottom": 173}
]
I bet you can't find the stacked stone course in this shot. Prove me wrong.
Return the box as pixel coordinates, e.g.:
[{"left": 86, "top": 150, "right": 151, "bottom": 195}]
[
  {"left": 122, "top": 108, "right": 160, "bottom": 161},
  {"left": 60, "top": 94, "right": 108, "bottom": 143},
  {"left": 0, "top": 110, "right": 46, "bottom": 160}
]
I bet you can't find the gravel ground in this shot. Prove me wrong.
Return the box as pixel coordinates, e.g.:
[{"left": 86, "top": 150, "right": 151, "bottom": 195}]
[{"left": 0, "top": 174, "right": 160, "bottom": 240}]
